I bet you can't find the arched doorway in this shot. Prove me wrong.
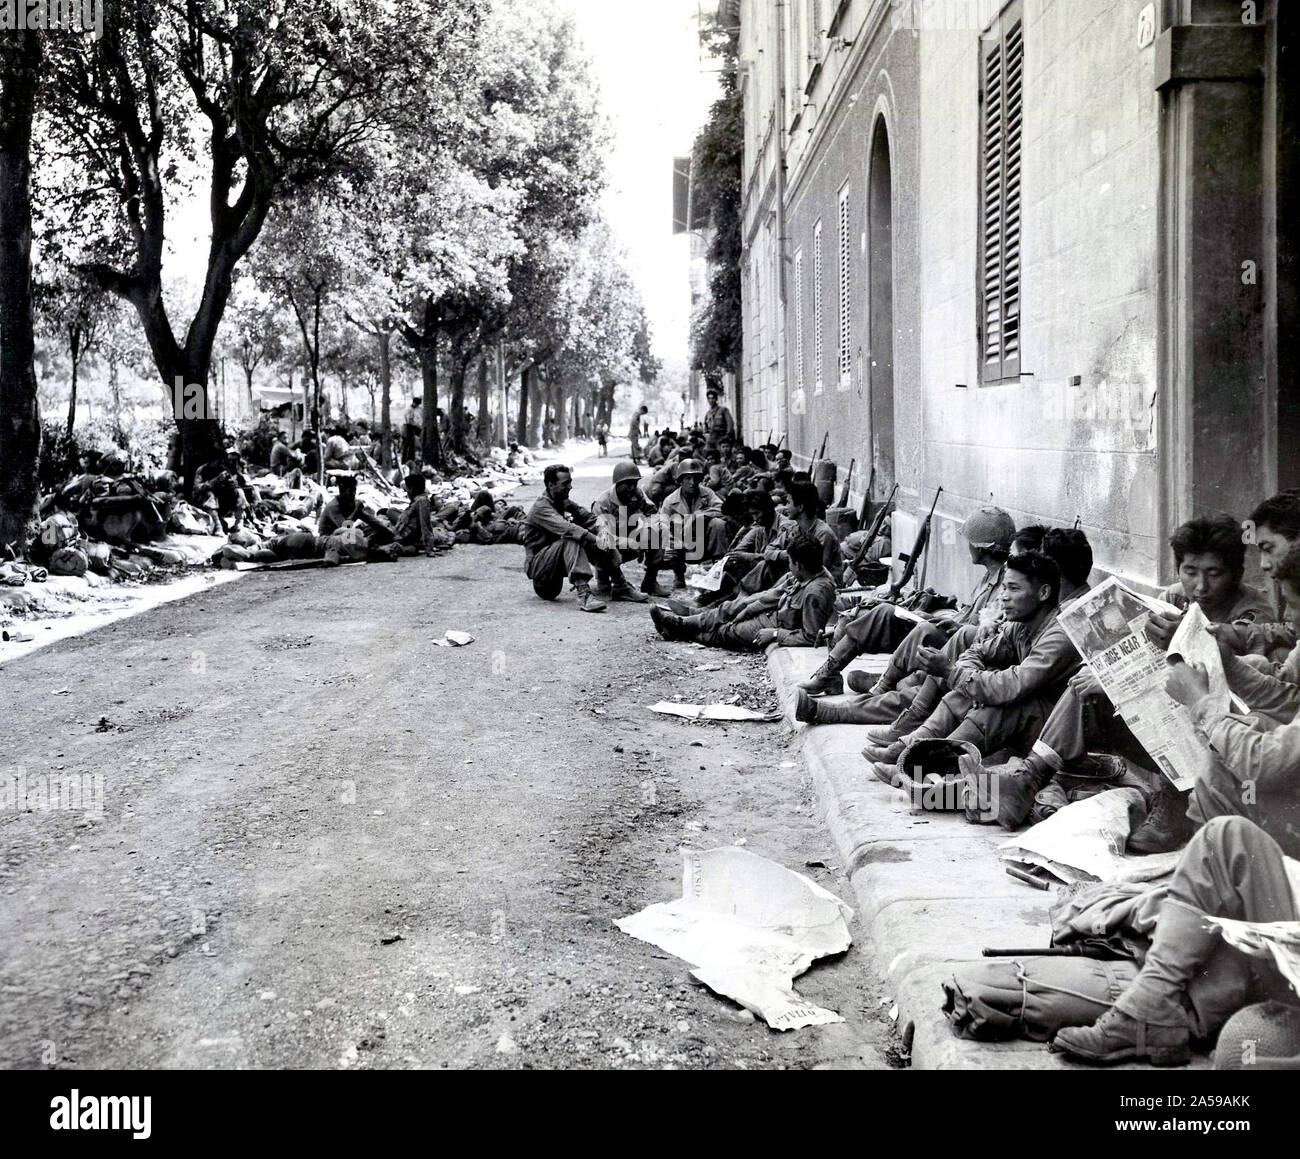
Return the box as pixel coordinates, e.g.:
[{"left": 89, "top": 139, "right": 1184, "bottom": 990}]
[{"left": 868, "top": 118, "right": 896, "bottom": 493}]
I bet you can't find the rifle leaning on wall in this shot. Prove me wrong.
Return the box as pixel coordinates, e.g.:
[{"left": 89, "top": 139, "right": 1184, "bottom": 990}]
[
  {"left": 889, "top": 486, "right": 943, "bottom": 600},
  {"left": 840, "top": 481, "right": 898, "bottom": 588},
  {"left": 837, "top": 458, "right": 856, "bottom": 509},
  {"left": 811, "top": 430, "right": 829, "bottom": 470},
  {"left": 857, "top": 466, "right": 877, "bottom": 528}
]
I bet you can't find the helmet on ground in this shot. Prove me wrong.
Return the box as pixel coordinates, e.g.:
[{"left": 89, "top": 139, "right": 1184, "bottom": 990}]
[
  {"left": 1214, "top": 1002, "right": 1300, "bottom": 1070},
  {"left": 962, "top": 506, "right": 1017, "bottom": 552},
  {"left": 613, "top": 461, "right": 642, "bottom": 486}
]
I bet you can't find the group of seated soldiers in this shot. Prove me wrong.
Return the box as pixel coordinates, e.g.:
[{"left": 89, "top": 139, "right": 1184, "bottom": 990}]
[
  {"left": 523, "top": 442, "right": 1300, "bottom": 1067},
  {"left": 219, "top": 467, "right": 528, "bottom": 569},
  {"left": 519, "top": 430, "right": 843, "bottom": 615}
]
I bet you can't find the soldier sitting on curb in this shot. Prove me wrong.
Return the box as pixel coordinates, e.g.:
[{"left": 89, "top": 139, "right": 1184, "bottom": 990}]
[{"left": 649, "top": 533, "right": 836, "bottom": 653}]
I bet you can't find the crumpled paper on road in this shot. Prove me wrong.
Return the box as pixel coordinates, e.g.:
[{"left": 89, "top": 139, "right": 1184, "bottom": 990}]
[
  {"left": 649, "top": 701, "right": 778, "bottom": 722},
  {"left": 432, "top": 631, "right": 475, "bottom": 648},
  {"left": 615, "top": 848, "right": 853, "bottom": 1030},
  {"left": 1000, "top": 789, "right": 1182, "bottom": 886}
]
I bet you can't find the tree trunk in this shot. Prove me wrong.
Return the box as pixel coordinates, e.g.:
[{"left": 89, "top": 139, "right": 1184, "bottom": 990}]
[
  {"left": 65, "top": 336, "right": 79, "bottom": 438},
  {"left": 555, "top": 379, "right": 569, "bottom": 444},
  {"left": 449, "top": 356, "right": 468, "bottom": 453},
  {"left": 476, "top": 355, "right": 490, "bottom": 444},
  {"left": 516, "top": 364, "right": 530, "bottom": 445},
  {"left": 299, "top": 369, "right": 310, "bottom": 438},
  {"left": 527, "top": 368, "right": 544, "bottom": 448},
  {"left": 110, "top": 358, "right": 121, "bottom": 436},
  {"left": 496, "top": 344, "right": 508, "bottom": 449},
  {"left": 0, "top": 29, "right": 41, "bottom": 554},
  {"left": 378, "top": 328, "right": 392, "bottom": 467},
  {"left": 419, "top": 299, "right": 443, "bottom": 470}
]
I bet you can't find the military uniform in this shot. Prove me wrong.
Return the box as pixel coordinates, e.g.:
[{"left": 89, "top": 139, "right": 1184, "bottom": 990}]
[
  {"left": 523, "top": 493, "right": 626, "bottom": 600},
  {"left": 740, "top": 517, "right": 844, "bottom": 594},
  {"left": 656, "top": 484, "right": 731, "bottom": 575},
  {"left": 591, "top": 483, "right": 664, "bottom": 593},
  {"left": 703, "top": 402, "right": 736, "bottom": 444},
  {"left": 673, "top": 569, "right": 837, "bottom": 651}
]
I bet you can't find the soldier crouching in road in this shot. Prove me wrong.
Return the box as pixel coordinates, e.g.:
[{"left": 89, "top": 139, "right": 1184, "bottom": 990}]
[
  {"left": 589, "top": 461, "right": 660, "bottom": 599},
  {"left": 649, "top": 532, "right": 836, "bottom": 652},
  {"left": 523, "top": 464, "right": 641, "bottom": 613}
]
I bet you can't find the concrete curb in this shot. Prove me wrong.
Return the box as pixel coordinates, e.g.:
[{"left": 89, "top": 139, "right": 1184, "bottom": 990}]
[{"left": 766, "top": 646, "right": 1202, "bottom": 1071}]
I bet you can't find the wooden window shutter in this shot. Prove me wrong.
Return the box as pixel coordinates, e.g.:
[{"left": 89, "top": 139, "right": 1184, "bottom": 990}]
[
  {"left": 980, "top": 4, "right": 1024, "bottom": 383},
  {"left": 813, "top": 220, "right": 824, "bottom": 394},
  {"left": 794, "top": 249, "right": 805, "bottom": 393},
  {"left": 838, "top": 185, "right": 852, "bottom": 389}
]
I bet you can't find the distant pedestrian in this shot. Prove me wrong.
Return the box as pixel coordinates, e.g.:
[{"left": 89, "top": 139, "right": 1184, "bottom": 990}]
[
  {"left": 629, "top": 405, "right": 648, "bottom": 464},
  {"left": 402, "top": 396, "right": 423, "bottom": 464}
]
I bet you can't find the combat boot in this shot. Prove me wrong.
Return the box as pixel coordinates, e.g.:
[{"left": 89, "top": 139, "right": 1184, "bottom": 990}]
[
  {"left": 985, "top": 756, "right": 1055, "bottom": 830},
  {"left": 861, "top": 730, "right": 928, "bottom": 765},
  {"left": 610, "top": 582, "right": 649, "bottom": 604},
  {"left": 793, "top": 689, "right": 820, "bottom": 724},
  {"left": 575, "top": 585, "right": 607, "bottom": 613},
  {"left": 651, "top": 605, "right": 691, "bottom": 640},
  {"left": 1052, "top": 900, "right": 1212, "bottom": 1067},
  {"left": 1052, "top": 1009, "right": 1192, "bottom": 1067},
  {"left": 797, "top": 661, "right": 844, "bottom": 697},
  {"left": 1128, "top": 783, "right": 1196, "bottom": 854},
  {"left": 845, "top": 670, "right": 882, "bottom": 695}
]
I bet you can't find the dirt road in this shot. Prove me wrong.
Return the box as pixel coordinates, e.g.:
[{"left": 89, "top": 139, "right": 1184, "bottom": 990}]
[{"left": 0, "top": 450, "right": 897, "bottom": 1070}]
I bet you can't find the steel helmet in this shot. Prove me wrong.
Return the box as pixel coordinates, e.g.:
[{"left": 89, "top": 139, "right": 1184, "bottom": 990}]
[
  {"left": 962, "top": 506, "right": 1016, "bottom": 551},
  {"left": 1214, "top": 1002, "right": 1300, "bottom": 1070},
  {"left": 675, "top": 458, "right": 706, "bottom": 480},
  {"left": 612, "top": 461, "right": 642, "bottom": 486}
]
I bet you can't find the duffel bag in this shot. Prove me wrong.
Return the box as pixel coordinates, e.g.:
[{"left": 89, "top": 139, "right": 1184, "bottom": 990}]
[{"left": 942, "top": 955, "right": 1139, "bottom": 1043}]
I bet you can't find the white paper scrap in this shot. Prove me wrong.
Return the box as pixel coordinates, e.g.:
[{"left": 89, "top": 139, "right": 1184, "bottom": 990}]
[
  {"left": 648, "top": 701, "right": 774, "bottom": 722},
  {"left": 1000, "top": 789, "right": 1182, "bottom": 886},
  {"left": 616, "top": 848, "right": 854, "bottom": 1030},
  {"left": 432, "top": 631, "right": 476, "bottom": 648}
]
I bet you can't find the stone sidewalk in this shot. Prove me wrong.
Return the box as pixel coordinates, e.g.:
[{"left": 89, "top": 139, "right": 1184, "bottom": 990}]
[{"left": 767, "top": 646, "right": 1206, "bottom": 1071}]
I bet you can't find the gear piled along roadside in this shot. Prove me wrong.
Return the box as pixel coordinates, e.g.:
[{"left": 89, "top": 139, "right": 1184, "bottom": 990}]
[{"left": 1, "top": 452, "right": 541, "bottom": 658}]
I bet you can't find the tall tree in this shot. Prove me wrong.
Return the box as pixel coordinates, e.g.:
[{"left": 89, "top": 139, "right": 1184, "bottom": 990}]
[
  {"left": 35, "top": 272, "right": 113, "bottom": 437},
  {"left": 0, "top": 29, "right": 42, "bottom": 554},
  {"left": 42, "top": 0, "right": 485, "bottom": 486},
  {"left": 403, "top": 0, "right": 608, "bottom": 454},
  {"left": 251, "top": 188, "right": 351, "bottom": 475},
  {"left": 221, "top": 277, "right": 289, "bottom": 418}
]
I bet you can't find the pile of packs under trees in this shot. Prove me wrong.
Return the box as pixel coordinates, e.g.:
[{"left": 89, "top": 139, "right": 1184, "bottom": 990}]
[{"left": 3, "top": 430, "right": 543, "bottom": 595}]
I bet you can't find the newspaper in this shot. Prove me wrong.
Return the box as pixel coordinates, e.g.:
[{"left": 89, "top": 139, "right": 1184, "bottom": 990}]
[
  {"left": 686, "top": 558, "right": 728, "bottom": 593},
  {"left": 1204, "top": 918, "right": 1300, "bottom": 998},
  {"left": 616, "top": 848, "right": 854, "bottom": 1030},
  {"left": 1057, "top": 578, "right": 1225, "bottom": 791},
  {"left": 1000, "top": 788, "right": 1182, "bottom": 886}
]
